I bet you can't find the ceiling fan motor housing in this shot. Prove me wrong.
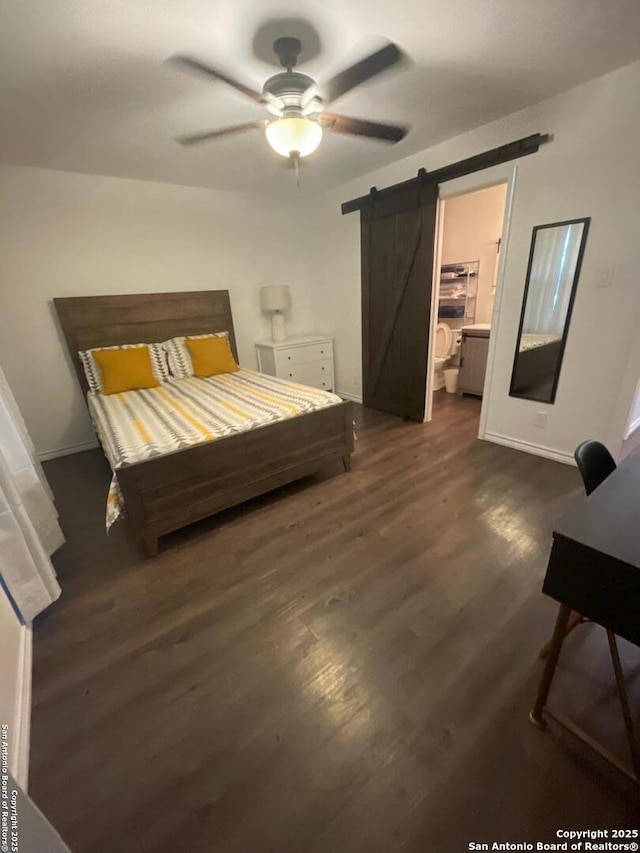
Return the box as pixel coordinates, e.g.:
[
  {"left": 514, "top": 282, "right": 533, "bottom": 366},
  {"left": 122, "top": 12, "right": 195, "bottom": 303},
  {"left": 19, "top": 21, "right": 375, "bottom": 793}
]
[{"left": 262, "top": 71, "right": 320, "bottom": 116}]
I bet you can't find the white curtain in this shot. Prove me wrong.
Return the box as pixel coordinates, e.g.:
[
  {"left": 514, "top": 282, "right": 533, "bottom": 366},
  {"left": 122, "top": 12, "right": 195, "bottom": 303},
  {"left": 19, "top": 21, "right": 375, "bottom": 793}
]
[
  {"left": 523, "top": 222, "right": 584, "bottom": 336},
  {"left": 0, "top": 364, "right": 62, "bottom": 623}
]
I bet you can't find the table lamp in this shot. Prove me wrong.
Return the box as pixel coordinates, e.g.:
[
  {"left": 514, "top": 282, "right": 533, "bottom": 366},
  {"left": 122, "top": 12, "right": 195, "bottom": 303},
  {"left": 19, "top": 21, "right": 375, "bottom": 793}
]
[{"left": 260, "top": 285, "right": 291, "bottom": 343}]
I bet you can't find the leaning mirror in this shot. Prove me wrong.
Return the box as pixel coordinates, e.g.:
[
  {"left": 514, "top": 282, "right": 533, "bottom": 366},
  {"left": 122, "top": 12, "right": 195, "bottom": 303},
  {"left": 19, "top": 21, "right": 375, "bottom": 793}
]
[{"left": 509, "top": 217, "right": 590, "bottom": 404}]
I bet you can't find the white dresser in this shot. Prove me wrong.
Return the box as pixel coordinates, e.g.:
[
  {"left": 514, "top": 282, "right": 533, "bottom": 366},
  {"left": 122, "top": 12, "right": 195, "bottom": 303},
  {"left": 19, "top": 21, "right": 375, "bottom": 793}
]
[{"left": 256, "top": 335, "right": 335, "bottom": 393}]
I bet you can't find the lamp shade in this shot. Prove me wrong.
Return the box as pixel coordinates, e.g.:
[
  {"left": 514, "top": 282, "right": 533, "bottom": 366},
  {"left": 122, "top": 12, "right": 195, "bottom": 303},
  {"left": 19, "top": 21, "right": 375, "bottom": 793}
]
[
  {"left": 260, "top": 285, "right": 291, "bottom": 313},
  {"left": 265, "top": 118, "right": 323, "bottom": 158}
]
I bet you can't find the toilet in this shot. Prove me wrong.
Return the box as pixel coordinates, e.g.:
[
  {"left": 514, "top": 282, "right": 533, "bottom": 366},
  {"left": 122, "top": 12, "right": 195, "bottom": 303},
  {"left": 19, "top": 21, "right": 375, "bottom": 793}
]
[{"left": 433, "top": 322, "right": 460, "bottom": 390}]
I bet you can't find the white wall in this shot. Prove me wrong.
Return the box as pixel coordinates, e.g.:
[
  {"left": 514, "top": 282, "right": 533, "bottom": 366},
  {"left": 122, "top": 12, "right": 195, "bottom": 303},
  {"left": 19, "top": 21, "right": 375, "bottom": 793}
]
[
  {"left": 303, "top": 59, "right": 640, "bottom": 459},
  {"left": 0, "top": 165, "right": 312, "bottom": 458},
  {"left": 0, "top": 583, "right": 30, "bottom": 787},
  {"left": 440, "top": 184, "right": 508, "bottom": 325},
  {"left": 625, "top": 379, "right": 640, "bottom": 438}
]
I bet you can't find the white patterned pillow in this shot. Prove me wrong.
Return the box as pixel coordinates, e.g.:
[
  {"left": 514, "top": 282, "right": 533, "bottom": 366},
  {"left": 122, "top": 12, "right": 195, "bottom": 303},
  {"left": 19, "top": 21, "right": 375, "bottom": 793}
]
[
  {"left": 163, "top": 332, "right": 229, "bottom": 379},
  {"left": 79, "top": 343, "right": 170, "bottom": 394}
]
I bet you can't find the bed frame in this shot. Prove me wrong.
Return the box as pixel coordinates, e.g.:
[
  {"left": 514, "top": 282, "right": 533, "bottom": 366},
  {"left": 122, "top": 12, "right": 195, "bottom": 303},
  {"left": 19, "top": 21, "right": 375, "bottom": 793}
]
[{"left": 54, "top": 291, "right": 353, "bottom": 556}]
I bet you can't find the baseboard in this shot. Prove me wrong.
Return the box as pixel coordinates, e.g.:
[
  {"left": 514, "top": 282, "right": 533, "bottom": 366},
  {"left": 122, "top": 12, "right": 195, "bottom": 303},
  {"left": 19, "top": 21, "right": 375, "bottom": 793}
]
[
  {"left": 38, "top": 438, "right": 98, "bottom": 462},
  {"left": 625, "top": 416, "right": 640, "bottom": 440},
  {"left": 483, "top": 431, "right": 576, "bottom": 466},
  {"left": 12, "top": 625, "right": 32, "bottom": 791},
  {"left": 337, "top": 390, "right": 363, "bottom": 404}
]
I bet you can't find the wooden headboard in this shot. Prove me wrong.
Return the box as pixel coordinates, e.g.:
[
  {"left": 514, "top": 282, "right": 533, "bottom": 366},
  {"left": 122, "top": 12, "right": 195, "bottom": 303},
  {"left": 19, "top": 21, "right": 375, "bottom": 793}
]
[{"left": 54, "top": 290, "right": 237, "bottom": 395}]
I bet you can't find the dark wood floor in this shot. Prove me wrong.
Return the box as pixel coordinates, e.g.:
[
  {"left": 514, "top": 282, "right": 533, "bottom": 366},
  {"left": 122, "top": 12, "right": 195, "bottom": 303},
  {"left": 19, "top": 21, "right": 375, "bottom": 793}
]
[{"left": 33, "top": 394, "right": 640, "bottom": 853}]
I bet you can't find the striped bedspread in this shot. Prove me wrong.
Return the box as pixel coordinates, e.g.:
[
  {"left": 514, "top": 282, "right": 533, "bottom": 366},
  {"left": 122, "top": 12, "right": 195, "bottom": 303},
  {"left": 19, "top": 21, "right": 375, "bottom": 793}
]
[{"left": 87, "top": 369, "right": 343, "bottom": 529}]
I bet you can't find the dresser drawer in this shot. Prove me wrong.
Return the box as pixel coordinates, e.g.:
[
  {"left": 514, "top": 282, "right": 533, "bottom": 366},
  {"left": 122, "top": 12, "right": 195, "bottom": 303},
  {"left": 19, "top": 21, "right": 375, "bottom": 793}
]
[
  {"left": 283, "top": 359, "right": 333, "bottom": 391},
  {"left": 276, "top": 342, "right": 331, "bottom": 368}
]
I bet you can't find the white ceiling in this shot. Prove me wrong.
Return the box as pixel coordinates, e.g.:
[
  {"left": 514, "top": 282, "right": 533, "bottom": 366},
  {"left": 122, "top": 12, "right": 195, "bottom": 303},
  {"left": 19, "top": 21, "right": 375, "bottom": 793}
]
[{"left": 2, "top": 0, "right": 640, "bottom": 196}]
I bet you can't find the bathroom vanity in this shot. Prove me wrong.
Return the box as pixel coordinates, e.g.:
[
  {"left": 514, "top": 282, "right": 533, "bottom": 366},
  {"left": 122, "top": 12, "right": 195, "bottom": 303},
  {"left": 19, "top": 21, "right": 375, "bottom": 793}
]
[{"left": 458, "top": 324, "right": 490, "bottom": 396}]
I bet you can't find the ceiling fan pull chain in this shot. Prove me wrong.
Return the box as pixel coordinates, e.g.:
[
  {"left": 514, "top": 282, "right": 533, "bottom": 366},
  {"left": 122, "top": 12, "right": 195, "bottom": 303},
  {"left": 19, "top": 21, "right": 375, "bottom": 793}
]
[{"left": 292, "top": 152, "right": 301, "bottom": 188}]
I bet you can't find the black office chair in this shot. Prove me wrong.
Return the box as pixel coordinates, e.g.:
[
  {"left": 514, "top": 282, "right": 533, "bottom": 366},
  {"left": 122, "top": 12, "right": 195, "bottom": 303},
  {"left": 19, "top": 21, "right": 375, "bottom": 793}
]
[
  {"left": 539, "top": 440, "right": 617, "bottom": 658},
  {"left": 574, "top": 439, "right": 617, "bottom": 497}
]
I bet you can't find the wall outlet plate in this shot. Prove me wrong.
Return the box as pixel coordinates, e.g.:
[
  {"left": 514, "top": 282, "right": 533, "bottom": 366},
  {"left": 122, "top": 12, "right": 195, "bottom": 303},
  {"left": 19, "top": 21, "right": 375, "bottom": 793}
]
[
  {"left": 596, "top": 267, "right": 615, "bottom": 288},
  {"left": 534, "top": 411, "right": 548, "bottom": 428}
]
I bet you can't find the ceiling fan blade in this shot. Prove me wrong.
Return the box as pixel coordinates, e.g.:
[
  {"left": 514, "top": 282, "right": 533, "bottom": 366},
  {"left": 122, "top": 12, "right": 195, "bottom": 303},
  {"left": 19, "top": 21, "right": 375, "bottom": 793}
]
[
  {"left": 320, "top": 113, "right": 407, "bottom": 143},
  {"left": 169, "top": 55, "right": 265, "bottom": 105},
  {"left": 177, "top": 121, "right": 265, "bottom": 146},
  {"left": 323, "top": 42, "right": 403, "bottom": 105}
]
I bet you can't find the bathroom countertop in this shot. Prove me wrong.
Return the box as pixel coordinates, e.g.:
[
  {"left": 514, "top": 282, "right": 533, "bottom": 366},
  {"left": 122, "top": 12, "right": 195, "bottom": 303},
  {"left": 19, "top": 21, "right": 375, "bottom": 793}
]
[{"left": 461, "top": 323, "right": 491, "bottom": 331}]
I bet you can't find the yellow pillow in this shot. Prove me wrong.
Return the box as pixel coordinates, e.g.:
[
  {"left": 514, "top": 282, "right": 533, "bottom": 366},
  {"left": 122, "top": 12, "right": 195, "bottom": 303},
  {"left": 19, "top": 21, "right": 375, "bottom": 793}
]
[
  {"left": 185, "top": 335, "right": 239, "bottom": 378},
  {"left": 92, "top": 346, "right": 160, "bottom": 395}
]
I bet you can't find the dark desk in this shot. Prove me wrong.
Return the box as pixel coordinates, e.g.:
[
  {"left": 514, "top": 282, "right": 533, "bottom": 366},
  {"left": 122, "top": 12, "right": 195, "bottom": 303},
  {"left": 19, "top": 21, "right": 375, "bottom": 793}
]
[
  {"left": 544, "top": 453, "right": 640, "bottom": 646},
  {"left": 531, "top": 453, "right": 640, "bottom": 780}
]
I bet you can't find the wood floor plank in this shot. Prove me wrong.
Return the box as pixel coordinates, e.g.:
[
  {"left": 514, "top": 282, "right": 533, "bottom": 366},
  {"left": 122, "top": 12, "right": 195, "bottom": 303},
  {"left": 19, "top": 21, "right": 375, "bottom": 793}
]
[{"left": 31, "top": 393, "right": 640, "bottom": 852}]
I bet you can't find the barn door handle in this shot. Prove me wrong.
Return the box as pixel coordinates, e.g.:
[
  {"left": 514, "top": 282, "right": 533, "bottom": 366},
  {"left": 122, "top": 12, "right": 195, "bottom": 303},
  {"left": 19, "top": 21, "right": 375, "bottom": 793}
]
[{"left": 460, "top": 357, "right": 465, "bottom": 367}]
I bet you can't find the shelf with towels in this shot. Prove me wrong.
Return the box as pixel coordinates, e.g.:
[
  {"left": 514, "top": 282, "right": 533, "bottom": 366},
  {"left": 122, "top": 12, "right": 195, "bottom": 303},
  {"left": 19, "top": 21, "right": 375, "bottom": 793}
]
[{"left": 438, "top": 259, "right": 479, "bottom": 322}]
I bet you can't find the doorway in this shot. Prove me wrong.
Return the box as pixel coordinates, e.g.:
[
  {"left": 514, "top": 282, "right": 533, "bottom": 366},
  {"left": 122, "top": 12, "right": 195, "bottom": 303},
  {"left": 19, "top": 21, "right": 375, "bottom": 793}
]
[
  {"left": 346, "top": 133, "right": 545, "bottom": 424},
  {"left": 426, "top": 181, "right": 509, "bottom": 424}
]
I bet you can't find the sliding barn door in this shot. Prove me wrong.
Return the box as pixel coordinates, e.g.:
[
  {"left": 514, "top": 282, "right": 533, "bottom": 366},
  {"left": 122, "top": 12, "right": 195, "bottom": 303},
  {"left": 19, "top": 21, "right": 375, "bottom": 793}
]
[{"left": 361, "top": 182, "right": 438, "bottom": 421}]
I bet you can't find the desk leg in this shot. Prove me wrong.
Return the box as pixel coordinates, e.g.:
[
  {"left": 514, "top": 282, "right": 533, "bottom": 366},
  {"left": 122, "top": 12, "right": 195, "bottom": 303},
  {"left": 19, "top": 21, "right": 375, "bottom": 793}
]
[
  {"left": 607, "top": 630, "right": 640, "bottom": 778},
  {"left": 538, "top": 610, "right": 584, "bottom": 659},
  {"left": 530, "top": 603, "right": 571, "bottom": 728}
]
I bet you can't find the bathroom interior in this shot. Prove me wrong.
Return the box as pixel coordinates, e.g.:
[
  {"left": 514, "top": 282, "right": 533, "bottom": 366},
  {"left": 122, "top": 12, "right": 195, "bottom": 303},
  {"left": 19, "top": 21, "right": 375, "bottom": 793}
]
[{"left": 432, "top": 182, "right": 508, "bottom": 417}]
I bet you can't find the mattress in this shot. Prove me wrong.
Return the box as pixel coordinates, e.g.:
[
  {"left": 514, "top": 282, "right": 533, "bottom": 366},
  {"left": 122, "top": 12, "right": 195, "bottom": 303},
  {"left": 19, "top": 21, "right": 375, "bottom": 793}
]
[
  {"left": 88, "top": 368, "right": 343, "bottom": 529},
  {"left": 519, "top": 332, "right": 561, "bottom": 352}
]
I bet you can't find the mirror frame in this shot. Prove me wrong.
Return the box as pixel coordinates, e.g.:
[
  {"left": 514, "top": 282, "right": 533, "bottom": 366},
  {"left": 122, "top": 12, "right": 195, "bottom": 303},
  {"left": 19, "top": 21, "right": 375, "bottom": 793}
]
[{"left": 509, "top": 216, "right": 591, "bottom": 405}]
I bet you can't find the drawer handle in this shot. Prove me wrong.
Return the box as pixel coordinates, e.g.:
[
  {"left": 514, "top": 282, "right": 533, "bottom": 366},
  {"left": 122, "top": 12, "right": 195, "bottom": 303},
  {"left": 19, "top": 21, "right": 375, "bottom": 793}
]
[
  {"left": 320, "top": 350, "right": 324, "bottom": 354},
  {"left": 288, "top": 356, "right": 291, "bottom": 360},
  {"left": 289, "top": 373, "right": 292, "bottom": 378},
  {"left": 321, "top": 366, "right": 325, "bottom": 371}
]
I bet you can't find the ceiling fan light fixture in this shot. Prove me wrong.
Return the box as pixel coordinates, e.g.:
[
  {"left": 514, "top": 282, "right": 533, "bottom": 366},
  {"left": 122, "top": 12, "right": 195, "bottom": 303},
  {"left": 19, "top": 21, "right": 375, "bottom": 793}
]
[{"left": 265, "top": 116, "right": 323, "bottom": 158}]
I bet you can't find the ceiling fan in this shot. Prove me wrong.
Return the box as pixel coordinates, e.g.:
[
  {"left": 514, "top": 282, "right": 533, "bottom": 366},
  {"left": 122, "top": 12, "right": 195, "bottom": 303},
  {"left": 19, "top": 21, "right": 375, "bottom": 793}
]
[{"left": 169, "top": 37, "right": 408, "bottom": 175}]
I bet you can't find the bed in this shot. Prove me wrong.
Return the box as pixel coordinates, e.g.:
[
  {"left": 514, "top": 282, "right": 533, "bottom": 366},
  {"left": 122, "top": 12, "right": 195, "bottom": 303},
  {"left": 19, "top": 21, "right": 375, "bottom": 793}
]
[{"left": 54, "top": 291, "right": 353, "bottom": 556}]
